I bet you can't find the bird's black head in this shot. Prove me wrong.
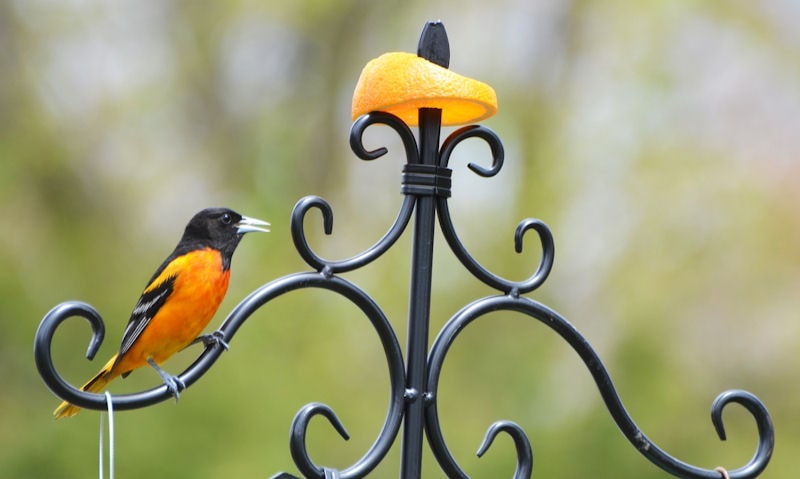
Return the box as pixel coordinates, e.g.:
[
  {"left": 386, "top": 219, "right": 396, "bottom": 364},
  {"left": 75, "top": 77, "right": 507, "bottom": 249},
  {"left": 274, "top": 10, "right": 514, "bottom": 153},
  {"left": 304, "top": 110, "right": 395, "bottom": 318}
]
[{"left": 177, "top": 207, "right": 270, "bottom": 268}]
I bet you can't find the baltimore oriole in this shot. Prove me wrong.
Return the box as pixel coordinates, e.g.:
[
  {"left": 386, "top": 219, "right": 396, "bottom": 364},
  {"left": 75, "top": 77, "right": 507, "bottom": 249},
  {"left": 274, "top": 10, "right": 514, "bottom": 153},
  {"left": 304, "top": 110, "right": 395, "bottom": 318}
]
[{"left": 54, "top": 207, "right": 269, "bottom": 418}]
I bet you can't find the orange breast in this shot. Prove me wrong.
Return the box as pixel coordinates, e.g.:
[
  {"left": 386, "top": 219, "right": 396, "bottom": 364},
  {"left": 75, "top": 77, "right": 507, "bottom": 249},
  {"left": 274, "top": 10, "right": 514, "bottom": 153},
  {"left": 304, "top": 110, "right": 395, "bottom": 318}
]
[{"left": 115, "top": 248, "right": 231, "bottom": 372}]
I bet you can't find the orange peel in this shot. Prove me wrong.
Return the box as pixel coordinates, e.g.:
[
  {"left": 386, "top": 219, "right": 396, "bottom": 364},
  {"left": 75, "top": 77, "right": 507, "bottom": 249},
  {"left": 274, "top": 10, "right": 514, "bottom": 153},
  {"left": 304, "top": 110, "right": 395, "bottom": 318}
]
[{"left": 351, "top": 52, "right": 497, "bottom": 126}]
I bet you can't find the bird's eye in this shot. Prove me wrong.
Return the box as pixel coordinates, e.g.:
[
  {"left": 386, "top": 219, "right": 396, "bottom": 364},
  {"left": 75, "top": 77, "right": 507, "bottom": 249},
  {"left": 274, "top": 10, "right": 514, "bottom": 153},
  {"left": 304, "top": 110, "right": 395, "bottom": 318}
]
[{"left": 220, "top": 213, "right": 232, "bottom": 225}]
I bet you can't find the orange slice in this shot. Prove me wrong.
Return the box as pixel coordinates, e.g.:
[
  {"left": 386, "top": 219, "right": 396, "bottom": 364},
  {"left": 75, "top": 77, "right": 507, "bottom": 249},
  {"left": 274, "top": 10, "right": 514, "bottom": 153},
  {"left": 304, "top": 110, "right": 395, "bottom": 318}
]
[{"left": 351, "top": 52, "right": 497, "bottom": 126}]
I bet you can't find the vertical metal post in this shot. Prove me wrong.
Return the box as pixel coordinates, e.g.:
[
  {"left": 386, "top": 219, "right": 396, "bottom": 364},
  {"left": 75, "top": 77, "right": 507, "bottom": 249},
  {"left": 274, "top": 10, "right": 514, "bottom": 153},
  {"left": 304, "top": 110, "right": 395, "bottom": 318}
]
[
  {"left": 400, "top": 108, "right": 440, "bottom": 478},
  {"left": 399, "top": 21, "right": 450, "bottom": 479}
]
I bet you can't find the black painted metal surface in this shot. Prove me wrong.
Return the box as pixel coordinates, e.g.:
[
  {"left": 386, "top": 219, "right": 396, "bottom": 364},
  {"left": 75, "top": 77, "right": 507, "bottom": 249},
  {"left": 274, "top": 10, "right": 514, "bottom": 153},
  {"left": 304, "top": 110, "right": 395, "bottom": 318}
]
[{"left": 34, "top": 21, "right": 774, "bottom": 479}]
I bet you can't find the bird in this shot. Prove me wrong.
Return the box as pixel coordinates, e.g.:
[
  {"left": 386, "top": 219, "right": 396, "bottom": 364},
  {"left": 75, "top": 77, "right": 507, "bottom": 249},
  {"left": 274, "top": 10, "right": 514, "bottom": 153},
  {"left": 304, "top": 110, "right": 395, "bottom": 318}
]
[{"left": 53, "top": 207, "right": 269, "bottom": 418}]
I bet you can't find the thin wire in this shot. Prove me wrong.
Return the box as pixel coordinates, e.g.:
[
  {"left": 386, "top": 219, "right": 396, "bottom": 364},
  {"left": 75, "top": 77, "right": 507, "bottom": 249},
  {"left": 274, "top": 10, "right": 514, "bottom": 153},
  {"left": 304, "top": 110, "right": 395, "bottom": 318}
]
[
  {"left": 714, "top": 466, "right": 730, "bottom": 479},
  {"left": 98, "top": 409, "right": 103, "bottom": 479},
  {"left": 99, "top": 392, "right": 115, "bottom": 479}
]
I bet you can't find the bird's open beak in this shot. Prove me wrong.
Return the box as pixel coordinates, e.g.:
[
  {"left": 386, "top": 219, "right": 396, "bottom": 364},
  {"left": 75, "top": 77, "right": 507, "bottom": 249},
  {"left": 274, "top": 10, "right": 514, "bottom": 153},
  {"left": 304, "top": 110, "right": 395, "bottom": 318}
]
[{"left": 236, "top": 215, "right": 270, "bottom": 234}]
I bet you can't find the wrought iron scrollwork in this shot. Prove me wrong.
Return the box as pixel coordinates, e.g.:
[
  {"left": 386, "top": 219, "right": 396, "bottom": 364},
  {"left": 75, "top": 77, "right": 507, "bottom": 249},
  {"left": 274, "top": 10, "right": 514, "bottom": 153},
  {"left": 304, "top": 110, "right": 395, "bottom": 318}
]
[
  {"left": 291, "top": 110, "right": 420, "bottom": 275},
  {"left": 34, "top": 19, "right": 774, "bottom": 479},
  {"left": 36, "top": 271, "right": 408, "bottom": 479},
  {"left": 232, "top": 273, "right": 407, "bottom": 479},
  {"left": 435, "top": 124, "right": 555, "bottom": 295},
  {"left": 35, "top": 300, "right": 231, "bottom": 412},
  {"left": 424, "top": 295, "right": 774, "bottom": 479}
]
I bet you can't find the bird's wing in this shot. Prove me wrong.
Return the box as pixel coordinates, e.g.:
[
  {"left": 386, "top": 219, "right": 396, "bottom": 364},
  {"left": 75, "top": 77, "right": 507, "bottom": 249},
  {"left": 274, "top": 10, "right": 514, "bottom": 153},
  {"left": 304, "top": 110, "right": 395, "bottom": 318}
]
[{"left": 117, "top": 273, "right": 177, "bottom": 359}]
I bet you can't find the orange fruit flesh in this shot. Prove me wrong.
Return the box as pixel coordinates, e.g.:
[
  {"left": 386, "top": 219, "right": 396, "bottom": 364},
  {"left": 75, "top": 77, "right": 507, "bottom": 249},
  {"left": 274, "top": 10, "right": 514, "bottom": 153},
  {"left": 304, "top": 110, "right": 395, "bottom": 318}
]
[{"left": 351, "top": 52, "right": 497, "bottom": 126}]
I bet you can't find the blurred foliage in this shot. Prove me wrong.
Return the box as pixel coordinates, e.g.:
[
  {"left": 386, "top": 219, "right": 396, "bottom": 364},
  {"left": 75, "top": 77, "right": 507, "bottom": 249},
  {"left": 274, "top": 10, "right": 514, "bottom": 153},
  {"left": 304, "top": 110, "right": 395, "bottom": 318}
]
[{"left": 2, "top": 0, "right": 799, "bottom": 478}]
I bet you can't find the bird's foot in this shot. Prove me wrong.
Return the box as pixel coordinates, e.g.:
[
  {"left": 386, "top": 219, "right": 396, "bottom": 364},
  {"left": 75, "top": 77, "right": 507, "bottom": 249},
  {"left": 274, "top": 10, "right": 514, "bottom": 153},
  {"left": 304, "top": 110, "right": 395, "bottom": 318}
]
[
  {"left": 147, "top": 357, "right": 186, "bottom": 402},
  {"left": 192, "top": 331, "right": 230, "bottom": 351}
]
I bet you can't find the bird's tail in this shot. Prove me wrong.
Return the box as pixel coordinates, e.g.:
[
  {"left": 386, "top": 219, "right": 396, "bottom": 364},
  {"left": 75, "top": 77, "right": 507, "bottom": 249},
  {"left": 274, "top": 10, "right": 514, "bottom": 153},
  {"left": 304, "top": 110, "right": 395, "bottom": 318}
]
[{"left": 53, "top": 354, "right": 120, "bottom": 419}]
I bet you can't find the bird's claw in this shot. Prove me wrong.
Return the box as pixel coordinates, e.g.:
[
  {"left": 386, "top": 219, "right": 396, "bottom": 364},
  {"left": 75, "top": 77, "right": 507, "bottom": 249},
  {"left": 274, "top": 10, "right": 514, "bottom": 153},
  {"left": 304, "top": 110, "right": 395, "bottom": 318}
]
[
  {"left": 147, "top": 357, "right": 186, "bottom": 402},
  {"left": 163, "top": 375, "right": 186, "bottom": 402},
  {"left": 194, "top": 331, "right": 230, "bottom": 351}
]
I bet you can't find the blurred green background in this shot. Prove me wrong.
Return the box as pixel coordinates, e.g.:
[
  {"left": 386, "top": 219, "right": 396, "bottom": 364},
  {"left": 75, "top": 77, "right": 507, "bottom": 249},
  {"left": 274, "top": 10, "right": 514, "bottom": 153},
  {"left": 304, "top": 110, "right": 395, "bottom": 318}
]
[{"left": 2, "top": 1, "right": 799, "bottom": 477}]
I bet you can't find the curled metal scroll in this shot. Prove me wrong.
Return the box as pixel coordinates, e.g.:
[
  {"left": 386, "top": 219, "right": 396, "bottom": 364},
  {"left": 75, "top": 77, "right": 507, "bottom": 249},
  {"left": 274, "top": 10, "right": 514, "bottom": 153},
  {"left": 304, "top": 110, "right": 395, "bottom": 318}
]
[
  {"left": 435, "top": 125, "right": 555, "bottom": 294},
  {"left": 35, "top": 271, "right": 406, "bottom": 479},
  {"left": 225, "top": 273, "right": 406, "bottom": 479},
  {"left": 35, "top": 300, "right": 230, "bottom": 411},
  {"left": 425, "top": 294, "right": 774, "bottom": 479},
  {"left": 291, "top": 112, "right": 420, "bottom": 274},
  {"left": 291, "top": 195, "right": 414, "bottom": 274}
]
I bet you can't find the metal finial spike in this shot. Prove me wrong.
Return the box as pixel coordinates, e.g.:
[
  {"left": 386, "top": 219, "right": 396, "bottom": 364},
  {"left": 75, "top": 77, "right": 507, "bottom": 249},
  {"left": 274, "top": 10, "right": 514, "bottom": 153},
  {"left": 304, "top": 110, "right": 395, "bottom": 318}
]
[{"left": 417, "top": 20, "right": 450, "bottom": 68}]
